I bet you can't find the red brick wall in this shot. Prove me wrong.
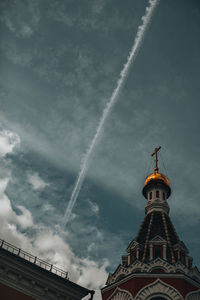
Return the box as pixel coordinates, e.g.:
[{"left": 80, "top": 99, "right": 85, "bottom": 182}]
[
  {"left": 102, "top": 276, "right": 199, "bottom": 299},
  {"left": 0, "top": 282, "right": 36, "bottom": 300},
  {"left": 162, "top": 278, "right": 198, "bottom": 298}
]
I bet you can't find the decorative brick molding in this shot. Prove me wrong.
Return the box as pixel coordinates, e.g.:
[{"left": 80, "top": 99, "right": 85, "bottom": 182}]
[
  {"left": 106, "top": 257, "right": 196, "bottom": 285},
  {"left": 134, "top": 279, "right": 183, "bottom": 300},
  {"left": 186, "top": 289, "right": 200, "bottom": 300},
  {"left": 108, "top": 287, "right": 133, "bottom": 300}
]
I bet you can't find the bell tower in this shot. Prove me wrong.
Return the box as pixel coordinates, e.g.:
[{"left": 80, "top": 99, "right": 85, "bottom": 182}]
[{"left": 101, "top": 147, "right": 200, "bottom": 300}]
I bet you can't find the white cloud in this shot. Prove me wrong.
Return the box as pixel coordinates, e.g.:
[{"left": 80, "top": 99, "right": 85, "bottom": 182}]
[
  {"left": 77, "top": 258, "right": 108, "bottom": 290},
  {"left": 0, "top": 177, "right": 33, "bottom": 230},
  {"left": 0, "top": 176, "right": 108, "bottom": 297},
  {"left": 16, "top": 205, "right": 34, "bottom": 229},
  {"left": 0, "top": 177, "right": 9, "bottom": 194},
  {"left": 27, "top": 172, "right": 49, "bottom": 190},
  {"left": 33, "top": 231, "right": 109, "bottom": 285},
  {"left": 0, "top": 129, "right": 20, "bottom": 156}
]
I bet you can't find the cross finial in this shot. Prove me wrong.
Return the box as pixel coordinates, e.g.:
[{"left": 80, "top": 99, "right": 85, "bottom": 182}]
[{"left": 151, "top": 146, "right": 161, "bottom": 173}]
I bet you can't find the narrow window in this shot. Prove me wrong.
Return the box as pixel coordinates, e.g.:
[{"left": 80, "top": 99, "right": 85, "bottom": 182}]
[
  {"left": 154, "top": 247, "right": 162, "bottom": 258},
  {"left": 149, "top": 192, "right": 152, "bottom": 200},
  {"left": 156, "top": 190, "right": 159, "bottom": 198},
  {"left": 180, "top": 253, "right": 185, "bottom": 264},
  {"left": 131, "top": 251, "right": 136, "bottom": 263},
  {"left": 163, "top": 192, "right": 166, "bottom": 200}
]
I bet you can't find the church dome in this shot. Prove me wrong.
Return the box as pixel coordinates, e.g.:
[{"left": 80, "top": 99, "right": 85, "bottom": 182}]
[
  {"left": 143, "top": 171, "right": 171, "bottom": 199},
  {"left": 142, "top": 146, "right": 171, "bottom": 199},
  {"left": 144, "top": 171, "right": 170, "bottom": 188}
]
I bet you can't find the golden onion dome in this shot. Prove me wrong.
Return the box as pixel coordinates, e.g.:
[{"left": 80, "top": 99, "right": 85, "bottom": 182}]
[
  {"left": 143, "top": 146, "right": 171, "bottom": 199},
  {"left": 142, "top": 170, "right": 171, "bottom": 199},
  {"left": 144, "top": 171, "right": 170, "bottom": 188}
]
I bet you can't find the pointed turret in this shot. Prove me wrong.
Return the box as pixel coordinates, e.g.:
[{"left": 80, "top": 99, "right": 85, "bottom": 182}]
[{"left": 122, "top": 147, "right": 191, "bottom": 266}]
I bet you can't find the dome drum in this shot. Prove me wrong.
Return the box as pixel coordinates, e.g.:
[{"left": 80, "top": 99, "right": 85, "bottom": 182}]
[{"left": 143, "top": 179, "right": 171, "bottom": 199}]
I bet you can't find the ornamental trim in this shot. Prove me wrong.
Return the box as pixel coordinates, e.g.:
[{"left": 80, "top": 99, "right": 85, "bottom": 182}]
[
  {"left": 186, "top": 289, "right": 200, "bottom": 300},
  {"left": 134, "top": 278, "right": 183, "bottom": 300},
  {"left": 108, "top": 287, "right": 133, "bottom": 300},
  {"left": 107, "top": 258, "right": 191, "bottom": 285}
]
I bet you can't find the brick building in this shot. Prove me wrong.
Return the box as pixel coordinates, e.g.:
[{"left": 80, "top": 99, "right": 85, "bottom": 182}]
[{"left": 0, "top": 239, "right": 94, "bottom": 299}]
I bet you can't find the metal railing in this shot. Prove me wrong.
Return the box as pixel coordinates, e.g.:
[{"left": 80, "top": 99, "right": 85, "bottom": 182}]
[{"left": 0, "top": 238, "right": 68, "bottom": 280}]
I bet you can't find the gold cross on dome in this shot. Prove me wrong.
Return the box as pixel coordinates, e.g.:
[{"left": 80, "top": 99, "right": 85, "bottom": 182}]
[{"left": 151, "top": 146, "right": 161, "bottom": 173}]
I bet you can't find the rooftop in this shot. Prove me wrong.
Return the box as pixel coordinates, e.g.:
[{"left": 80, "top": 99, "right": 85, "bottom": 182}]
[{"left": 0, "top": 238, "right": 68, "bottom": 279}]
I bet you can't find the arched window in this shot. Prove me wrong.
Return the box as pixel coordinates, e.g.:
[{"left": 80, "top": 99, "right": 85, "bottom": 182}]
[
  {"left": 156, "top": 190, "right": 159, "bottom": 198},
  {"left": 150, "top": 192, "right": 152, "bottom": 200}
]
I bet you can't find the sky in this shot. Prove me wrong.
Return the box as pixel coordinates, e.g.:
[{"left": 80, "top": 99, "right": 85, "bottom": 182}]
[{"left": 0, "top": 0, "right": 200, "bottom": 299}]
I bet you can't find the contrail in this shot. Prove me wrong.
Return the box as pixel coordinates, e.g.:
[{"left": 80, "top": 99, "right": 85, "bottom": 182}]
[{"left": 63, "top": 0, "right": 159, "bottom": 226}]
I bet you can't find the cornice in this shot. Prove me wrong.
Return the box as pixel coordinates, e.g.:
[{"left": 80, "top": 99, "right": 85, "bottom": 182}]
[
  {"left": 0, "top": 248, "right": 91, "bottom": 300},
  {"left": 107, "top": 258, "right": 195, "bottom": 285},
  {"left": 103, "top": 262, "right": 200, "bottom": 293},
  {"left": 103, "top": 272, "right": 200, "bottom": 294}
]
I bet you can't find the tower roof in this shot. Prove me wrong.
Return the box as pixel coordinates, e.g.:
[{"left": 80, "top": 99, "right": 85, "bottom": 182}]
[{"left": 133, "top": 210, "right": 180, "bottom": 263}]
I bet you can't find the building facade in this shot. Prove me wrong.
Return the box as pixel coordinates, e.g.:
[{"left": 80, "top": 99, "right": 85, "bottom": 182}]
[
  {"left": 101, "top": 147, "right": 200, "bottom": 300},
  {"left": 0, "top": 239, "right": 94, "bottom": 300}
]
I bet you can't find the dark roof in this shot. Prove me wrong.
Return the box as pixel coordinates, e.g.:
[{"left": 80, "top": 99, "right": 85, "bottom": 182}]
[
  {"left": 128, "top": 211, "right": 180, "bottom": 264},
  {"left": 136, "top": 211, "right": 179, "bottom": 245}
]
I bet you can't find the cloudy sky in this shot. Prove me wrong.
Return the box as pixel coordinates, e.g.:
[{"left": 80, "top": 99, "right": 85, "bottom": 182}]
[{"left": 0, "top": 0, "right": 200, "bottom": 298}]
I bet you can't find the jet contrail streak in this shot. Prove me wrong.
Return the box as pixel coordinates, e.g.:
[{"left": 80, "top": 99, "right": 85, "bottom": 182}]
[{"left": 63, "top": 0, "right": 159, "bottom": 226}]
